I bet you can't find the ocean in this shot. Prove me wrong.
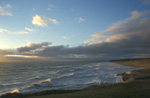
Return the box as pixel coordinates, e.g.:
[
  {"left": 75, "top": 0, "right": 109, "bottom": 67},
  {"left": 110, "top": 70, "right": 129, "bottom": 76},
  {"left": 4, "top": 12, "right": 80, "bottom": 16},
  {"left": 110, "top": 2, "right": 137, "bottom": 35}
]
[{"left": 0, "top": 61, "right": 139, "bottom": 96}]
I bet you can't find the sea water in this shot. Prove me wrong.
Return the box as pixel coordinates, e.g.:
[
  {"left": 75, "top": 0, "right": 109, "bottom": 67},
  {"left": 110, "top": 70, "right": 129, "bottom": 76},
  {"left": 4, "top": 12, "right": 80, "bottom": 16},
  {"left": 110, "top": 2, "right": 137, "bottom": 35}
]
[{"left": 0, "top": 61, "right": 140, "bottom": 95}]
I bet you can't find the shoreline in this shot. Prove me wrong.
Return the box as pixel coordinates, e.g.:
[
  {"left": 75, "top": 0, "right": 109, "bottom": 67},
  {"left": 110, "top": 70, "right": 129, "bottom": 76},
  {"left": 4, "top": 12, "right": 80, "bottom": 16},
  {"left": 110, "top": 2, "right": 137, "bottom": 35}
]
[
  {"left": 113, "top": 58, "right": 150, "bottom": 83},
  {"left": 0, "top": 58, "right": 150, "bottom": 98}
]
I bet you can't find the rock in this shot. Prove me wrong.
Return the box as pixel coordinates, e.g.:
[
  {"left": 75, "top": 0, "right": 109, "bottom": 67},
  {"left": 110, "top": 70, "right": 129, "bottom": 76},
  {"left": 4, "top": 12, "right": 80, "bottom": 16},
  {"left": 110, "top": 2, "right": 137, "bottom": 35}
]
[{"left": 117, "top": 69, "right": 150, "bottom": 82}]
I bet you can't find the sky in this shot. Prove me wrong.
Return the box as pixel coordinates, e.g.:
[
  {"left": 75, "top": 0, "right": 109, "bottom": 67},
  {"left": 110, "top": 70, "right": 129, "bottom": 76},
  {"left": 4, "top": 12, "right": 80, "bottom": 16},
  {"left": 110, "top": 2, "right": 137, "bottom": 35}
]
[{"left": 0, "top": 0, "right": 150, "bottom": 62}]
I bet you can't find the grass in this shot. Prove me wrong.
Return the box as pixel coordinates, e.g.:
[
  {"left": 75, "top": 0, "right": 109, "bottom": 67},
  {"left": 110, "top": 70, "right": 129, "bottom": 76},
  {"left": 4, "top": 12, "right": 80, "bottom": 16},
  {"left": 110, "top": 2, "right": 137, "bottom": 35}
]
[{"left": 113, "top": 58, "right": 150, "bottom": 68}]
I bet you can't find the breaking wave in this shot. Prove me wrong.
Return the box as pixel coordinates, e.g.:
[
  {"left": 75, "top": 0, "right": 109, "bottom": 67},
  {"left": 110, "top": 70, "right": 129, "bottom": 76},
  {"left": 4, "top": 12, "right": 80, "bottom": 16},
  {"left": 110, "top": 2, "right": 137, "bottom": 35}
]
[
  {"left": 10, "top": 89, "right": 20, "bottom": 93},
  {"left": 32, "top": 78, "right": 51, "bottom": 85},
  {"left": 55, "top": 72, "right": 75, "bottom": 79}
]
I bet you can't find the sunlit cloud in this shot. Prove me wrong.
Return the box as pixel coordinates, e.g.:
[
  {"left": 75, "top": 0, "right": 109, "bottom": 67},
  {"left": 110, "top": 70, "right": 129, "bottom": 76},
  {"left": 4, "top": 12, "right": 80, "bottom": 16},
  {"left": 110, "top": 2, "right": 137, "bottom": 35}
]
[
  {"left": 17, "top": 42, "right": 51, "bottom": 53},
  {"left": 5, "top": 54, "right": 39, "bottom": 58},
  {"left": 78, "top": 17, "right": 85, "bottom": 22},
  {"left": 12, "top": 31, "right": 29, "bottom": 34},
  {"left": 45, "top": 17, "right": 59, "bottom": 24},
  {"left": 25, "top": 27, "right": 35, "bottom": 32},
  {"left": 0, "top": 28, "right": 29, "bottom": 34},
  {"left": 0, "top": 4, "right": 12, "bottom": 16},
  {"left": 32, "top": 15, "right": 47, "bottom": 27},
  {"left": 0, "top": 28, "right": 9, "bottom": 32},
  {"left": 15, "top": 39, "right": 150, "bottom": 60},
  {"left": 32, "top": 15, "right": 59, "bottom": 27},
  {"left": 86, "top": 10, "right": 150, "bottom": 44}
]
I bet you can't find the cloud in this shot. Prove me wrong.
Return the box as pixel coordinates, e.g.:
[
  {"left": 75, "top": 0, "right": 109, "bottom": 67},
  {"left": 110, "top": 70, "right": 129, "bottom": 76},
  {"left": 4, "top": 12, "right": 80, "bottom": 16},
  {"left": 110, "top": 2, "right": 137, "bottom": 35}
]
[
  {"left": 25, "top": 27, "right": 35, "bottom": 32},
  {"left": 78, "top": 17, "right": 85, "bottom": 22},
  {"left": 89, "top": 10, "right": 150, "bottom": 44},
  {"left": 32, "top": 15, "right": 47, "bottom": 27},
  {"left": 45, "top": 17, "right": 59, "bottom": 24},
  {"left": 1, "top": 10, "right": 150, "bottom": 61},
  {"left": 32, "top": 15, "right": 59, "bottom": 27},
  {"left": 15, "top": 41, "right": 150, "bottom": 60},
  {"left": 0, "top": 28, "right": 30, "bottom": 34},
  {"left": 12, "top": 31, "right": 29, "bottom": 34},
  {"left": 81, "top": 10, "right": 150, "bottom": 58},
  {"left": 17, "top": 42, "right": 51, "bottom": 53},
  {"left": 0, "top": 28, "right": 9, "bottom": 32},
  {"left": 15, "top": 10, "right": 150, "bottom": 60},
  {"left": 0, "top": 4, "right": 12, "bottom": 16}
]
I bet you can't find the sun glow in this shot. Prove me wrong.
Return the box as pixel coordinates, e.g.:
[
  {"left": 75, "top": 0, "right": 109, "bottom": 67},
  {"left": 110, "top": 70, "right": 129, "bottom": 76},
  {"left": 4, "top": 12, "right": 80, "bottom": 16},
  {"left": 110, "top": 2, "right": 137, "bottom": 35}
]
[{"left": 5, "top": 55, "right": 39, "bottom": 58}]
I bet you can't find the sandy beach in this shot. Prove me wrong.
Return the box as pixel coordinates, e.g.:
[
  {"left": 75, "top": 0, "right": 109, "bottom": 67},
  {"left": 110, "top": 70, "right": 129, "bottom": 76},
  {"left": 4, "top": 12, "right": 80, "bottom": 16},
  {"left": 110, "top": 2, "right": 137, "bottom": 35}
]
[{"left": 1, "top": 58, "right": 150, "bottom": 98}]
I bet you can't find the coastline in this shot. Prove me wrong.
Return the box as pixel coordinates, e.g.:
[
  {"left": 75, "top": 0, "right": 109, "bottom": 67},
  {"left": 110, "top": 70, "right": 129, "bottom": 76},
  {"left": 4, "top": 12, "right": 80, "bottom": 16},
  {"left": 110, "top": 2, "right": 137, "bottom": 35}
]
[
  {"left": 0, "top": 58, "right": 150, "bottom": 98},
  {"left": 113, "top": 58, "right": 150, "bottom": 83}
]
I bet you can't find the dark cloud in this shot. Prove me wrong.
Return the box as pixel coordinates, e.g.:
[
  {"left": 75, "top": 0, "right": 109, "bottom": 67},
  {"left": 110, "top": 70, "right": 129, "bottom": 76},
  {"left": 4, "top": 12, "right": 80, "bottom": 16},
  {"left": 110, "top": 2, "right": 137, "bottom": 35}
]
[{"left": 17, "top": 42, "right": 51, "bottom": 53}]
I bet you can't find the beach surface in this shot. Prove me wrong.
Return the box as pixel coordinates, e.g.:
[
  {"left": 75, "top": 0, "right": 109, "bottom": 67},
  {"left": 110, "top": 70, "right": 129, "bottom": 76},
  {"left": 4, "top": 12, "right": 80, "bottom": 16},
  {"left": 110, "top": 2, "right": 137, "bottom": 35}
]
[{"left": 1, "top": 58, "right": 150, "bottom": 98}]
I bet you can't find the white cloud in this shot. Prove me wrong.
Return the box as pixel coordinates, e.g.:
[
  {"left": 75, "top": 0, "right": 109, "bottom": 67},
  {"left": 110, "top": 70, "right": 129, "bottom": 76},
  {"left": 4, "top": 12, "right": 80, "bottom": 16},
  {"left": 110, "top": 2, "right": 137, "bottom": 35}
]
[
  {"left": 25, "top": 27, "right": 35, "bottom": 32},
  {"left": 0, "top": 4, "right": 12, "bottom": 16},
  {"left": 0, "top": 29, "right": 9, "bottom": 32},
  {"left": 12, "top": 31, "right": 29, "bottom": 34},
  {"left": 46, "top": 17, "right": 59, "bottom": 24},
  {"left": 0, "top": 28, "right": 29, "bottom": 34},
  {"left": 78, "top": 17, "right": 85, "bottom": 22},
  {"left": 32, "top": 15, "right": 47, "bottom": 27},
  {"left": 32, "top": 15, "right": 59, "bottom": 27}
]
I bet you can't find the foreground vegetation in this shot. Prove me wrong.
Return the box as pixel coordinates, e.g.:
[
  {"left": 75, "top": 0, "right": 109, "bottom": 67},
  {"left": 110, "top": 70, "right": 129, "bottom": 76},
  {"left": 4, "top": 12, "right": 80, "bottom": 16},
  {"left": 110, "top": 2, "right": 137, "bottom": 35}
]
[
  {"left": 1, "top": 58, "right": 150, "bottom": 98},
  {"left": 113, "top": 58, "right": 150, "bottom": 68}
]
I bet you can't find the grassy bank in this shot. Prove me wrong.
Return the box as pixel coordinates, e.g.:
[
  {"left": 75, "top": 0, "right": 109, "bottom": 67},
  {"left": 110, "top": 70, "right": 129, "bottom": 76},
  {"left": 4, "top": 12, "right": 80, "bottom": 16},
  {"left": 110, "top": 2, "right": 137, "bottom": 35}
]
[
  {"left": 113, "top": 58, "right": 150, "bottom": 68},
  {"left": 1, "top": 58, "right": 150, "bottom": 98}
]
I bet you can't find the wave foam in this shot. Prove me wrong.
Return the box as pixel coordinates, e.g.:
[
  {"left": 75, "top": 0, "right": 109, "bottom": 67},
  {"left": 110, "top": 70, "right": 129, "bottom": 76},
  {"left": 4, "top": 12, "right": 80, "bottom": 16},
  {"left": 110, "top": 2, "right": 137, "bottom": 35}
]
[
  {"left": 56, "top": 72, "right": 75, "bottom": 79},
  {"left": 10, "top": 89, "right": 20, "bottom": 93},
  {"left": 40, "top": 78, "right": 51, "bottom": 83},
  {"left": 32, "top": 78, "right": 51, "bottom": 86}
]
